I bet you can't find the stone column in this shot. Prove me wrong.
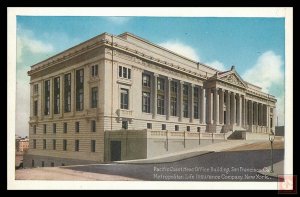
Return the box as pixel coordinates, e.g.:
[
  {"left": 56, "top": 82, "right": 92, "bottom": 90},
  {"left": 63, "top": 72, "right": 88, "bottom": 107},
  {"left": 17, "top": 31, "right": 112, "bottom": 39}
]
[
  {"left": 260, "top": 103, "right": 264, "bottom": 126},
  {"left": 200, "top": 86, "right": 205, "bottom": 124},
  {"left": 152, "top": 73, "right": 158, "bottom": 119},
  {"left": 166, "top": 78, "right": 172, "bottom": 120},
  {"left": 84, "top": 66, "right": 90, "bottom": 112},
  {"left": 244, "top": 98, "right": 247, "bottom": 126},
  {"left": 219, "top": 89, "right": 224, "bottom": 125},
  {"left": 237, "top": 94, "right": 241, "bottom": 126},
  {"left": 179, "top": 81, "right": 184, "bottom": 122},
  {"left": 206, "top": 88, "right": 212, "bottom": 124},
  {"left": 190, "top": 84, "right": 194, "bottom": 123},
  {"left": 60, "top": 74, "right": 64, "bottom": 118},
  {"left": 226, "top": 90, "right": 231, "bottom": 125},
  {"left": 230, "top": 92, "right": 236, "bottom": 125},
  {"left": 241, "top": 96, "right": 245, "bottom": 127},
  {"left": 213, "top": 88, "right": 219, "bottom": 125},
  {"left": 71, "top": 70, "right": 76, "bottom": 116},
  {"left": 254, "top": 102, "right": 258, "bottom": 126}
]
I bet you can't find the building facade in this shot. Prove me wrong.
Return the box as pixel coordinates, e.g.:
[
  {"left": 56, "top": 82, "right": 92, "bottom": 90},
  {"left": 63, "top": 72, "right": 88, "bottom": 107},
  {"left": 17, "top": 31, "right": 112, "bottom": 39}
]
[{"left": 25, "top": 32, "right": 276, "bottom": 167}]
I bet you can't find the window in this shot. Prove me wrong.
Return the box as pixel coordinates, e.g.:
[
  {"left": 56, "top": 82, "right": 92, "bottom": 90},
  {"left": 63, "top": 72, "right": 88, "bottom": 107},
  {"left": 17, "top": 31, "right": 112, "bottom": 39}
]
[
  {"left": 119, "top": 66, "right": 131, "bottom": 79},
  {"left": 75, "top": 140, "right": 79, "bottom": 152},
  {"left": 53, "top": 139, "right": 56, "bottom": 150},
  {"left": 162, "top": 124, "right": 166, "bottom": 130},
  {"left": 91, "top": 65, "right": 98, "bottom": 77},
  {"left": 175, "top": 125, "right": 179, "bottom": 131},
  {"left": 63, "top": 140, "right": 67, "bottom": 151},
  {"left": 44, "top": 80, "right": 50, "bottom": 115},
  {"left": 171, "top": 97, "right": 177, "bottom": 116},
  {"left": 91, "top": 120, "right": 96, "bottom": 132},
  {"left": 64, "top": 73, "right": 71, "bottom": 112},
  {"left": 32, "top": 160, "right": 35, "bottom": 167},
  {"left": 157, "top": 78, "right": 165, "bottom": 91},
  {"left": 91, "top": 140, "right": 96, "bottom": 152},
  {"left": 122, "top": 121, "right": 128, "bottom": 130},
  {"left": 142, "top": 92, "right": 151, "bottom": 113},
  {"left": 34, "top": 84, "right": 38, "bottom": 94},
  {"left": 171, "top": 81, "right": 178, "bottom": 93},
  {"left": 54, "top": 77, "right": 60, "bottom": 114},
  {"left": 194, "top": 102, "right": 199, "bottom": 119},
  {"left": 187, "top": 126, "right": 190, "bottom": 132},
  {"left": 63, "top": 123, "right": 67, "bottom": 133},
  {"left": 157, "top": 95, "right": 165, "bottom": 115},
  {"left": 76, "top": 69, "right": 84, "bottom": 111},
  {"left": 142, "top": 74, "right": 151, "bottom": 87},
  {"left": 75, "top": 122, "right": 80, "bottom": 133},
  {"left": 42, "top": 161, "right": 45, "bottom": 167},
  {"left": 43, "top": 124, "right": 47, "bottom": 134},
  {"left": 197, "top": 127, "right": 201, "bottom": 132},
  {"left": 147, "top": 123, "right": 152, "bottom": 129},
  {"left": 51, "top": 162, "right": 54, "bottom": 167},
  {"left": 91, "top": 87, "right": 98, "bottom": 108},
  {"left": 34, "top": 100, "right": 38, "bottom": 116},
  {"left": 33, "top": 125, "right": 36, "bottom": 134},
  {"left": 33, "top": 139, "right": 36, "bottom": 149},
  {"left": 53, "top": 123, "right": 56, "bottom": 133},
  {"left": 43, "top": 139, "right": 46, "bottom": 150},
  {"left": 120, "top": 88, "right": 129, "bottom": 109},
  {"left": 183, "top": 100, "right": 189, "bottom": 118},
  {"left": 183, "top": 84, "right": 188, "bottom": 96},
  {"left": 62, "top": 163, "right": 65, "bottom": 166}
]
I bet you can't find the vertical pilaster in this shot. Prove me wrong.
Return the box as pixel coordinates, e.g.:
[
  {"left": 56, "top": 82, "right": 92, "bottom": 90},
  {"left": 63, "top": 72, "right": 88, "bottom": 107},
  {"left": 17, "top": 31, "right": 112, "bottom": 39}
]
[
  {"left": 249, "top": 100, "right": 253, "bottom": 126},
  {"left": 50, "top": 77, "right": 53, "bottom": 118},
  {"left": 60, "top": 74, "right": 64, "bottom": 118},
  {"left": 226, "top": 90, "right": 231, "bottom": 125},
  {"left": 152, "top": 73, "right": 158, "bottom": 119},
  {"left": 179, "top": 81, "right": 184, "bottom": 122},
  {"left": 84, "top": 66, "right": 90, "bottom": 112},
  {"left": 166, "top": 77, "right": 172, "bottom": 120},
  {"left": 237, "top": 94, "right": 241, "bottom": 126},
  {"left": 190, "top": 84, "right": 194, "bottom": 123},
  {"left": 200, "top": 86, "right": 205, "bottom": 124},
  {"left": 206, "top": 88, "right": 212, "bottom": 124},
  {"left": 71, "top": 70, "right": 75, "bottom": 116},
  {"left": 219, "top": 89, "right": 224, "bottom": 125}
]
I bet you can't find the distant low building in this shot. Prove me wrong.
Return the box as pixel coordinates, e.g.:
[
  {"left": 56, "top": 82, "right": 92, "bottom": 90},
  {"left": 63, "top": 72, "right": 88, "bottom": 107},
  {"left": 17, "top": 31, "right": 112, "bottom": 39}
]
[{"left": 16, "top": 136, "right": 29, "bottom": 152}]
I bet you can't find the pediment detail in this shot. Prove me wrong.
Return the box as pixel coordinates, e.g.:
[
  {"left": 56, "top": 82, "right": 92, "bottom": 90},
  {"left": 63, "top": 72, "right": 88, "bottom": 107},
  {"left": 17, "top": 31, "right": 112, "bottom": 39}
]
[{"left": 221, "top": 74, "right": 244, "bottom": 87}]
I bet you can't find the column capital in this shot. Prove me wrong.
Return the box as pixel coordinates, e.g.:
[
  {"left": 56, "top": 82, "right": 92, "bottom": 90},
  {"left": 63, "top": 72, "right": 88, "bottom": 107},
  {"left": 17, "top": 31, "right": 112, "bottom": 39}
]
[
  {"left": 167, "top": 77, "right": 172, "bottom": 81},
  {"left": 153, "top": 73, "right": 159, "bottom": 77},
  {"left": 190, "top": 83, "right": 195, "bottom": 87},
  {"left": 179, "top": 80, "right": 185, "bottom": 84}
]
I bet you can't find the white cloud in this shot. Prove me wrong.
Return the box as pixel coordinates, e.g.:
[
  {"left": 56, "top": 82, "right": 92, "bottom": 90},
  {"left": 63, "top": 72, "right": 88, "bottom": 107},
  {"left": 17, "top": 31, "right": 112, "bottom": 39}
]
[
  {"left": 242, "top": 50, "right": 285, "bottom": 126},
  {"left": 159, "top": 40, "right": 200, "bottom": 61},
  {"left": 242, "top": 51, "right": 283, "bottom": 92},
  {"left": 106, "top": 17, "right": 131, "bottom": 25},
  {"left": 17, "top": 27, "right": 54, "bottom": 63},
  {"left": 205, "top": 60, "right": 226, "bottom": 71}
]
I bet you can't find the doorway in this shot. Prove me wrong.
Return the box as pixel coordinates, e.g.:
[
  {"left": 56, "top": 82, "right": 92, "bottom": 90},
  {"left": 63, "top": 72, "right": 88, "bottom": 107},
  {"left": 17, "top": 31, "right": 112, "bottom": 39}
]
[{"left": 110, "top": 141, "right": 121, "bottom": 161}]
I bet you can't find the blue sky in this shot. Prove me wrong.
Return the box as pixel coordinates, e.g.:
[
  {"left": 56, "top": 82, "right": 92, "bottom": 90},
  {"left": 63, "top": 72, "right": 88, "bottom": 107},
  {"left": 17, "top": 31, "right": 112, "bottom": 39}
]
[{"left": 16, "top": 16, "right": 285, "bottom": 137}]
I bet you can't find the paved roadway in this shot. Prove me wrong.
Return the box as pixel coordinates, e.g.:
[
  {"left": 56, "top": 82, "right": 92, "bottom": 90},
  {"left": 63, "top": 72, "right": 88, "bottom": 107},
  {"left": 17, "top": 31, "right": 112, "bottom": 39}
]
[{"left": 66, "top": 149, "right": 284, "bottom": 181}]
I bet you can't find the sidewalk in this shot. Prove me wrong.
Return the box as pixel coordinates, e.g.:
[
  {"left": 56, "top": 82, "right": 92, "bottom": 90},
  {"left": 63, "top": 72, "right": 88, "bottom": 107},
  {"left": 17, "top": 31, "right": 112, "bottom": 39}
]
[
  {"left": 116, "top": 140, "right": 259, "bottom": 164},
  {"left": 257, "top": 160, "right": 284, "bottom": 178}
]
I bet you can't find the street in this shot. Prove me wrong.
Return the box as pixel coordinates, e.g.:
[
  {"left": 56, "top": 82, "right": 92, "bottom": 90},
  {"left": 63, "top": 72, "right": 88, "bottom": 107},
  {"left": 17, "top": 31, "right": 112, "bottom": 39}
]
[{"left": 66, "top": 149, "right": 284, "bottom": 181}]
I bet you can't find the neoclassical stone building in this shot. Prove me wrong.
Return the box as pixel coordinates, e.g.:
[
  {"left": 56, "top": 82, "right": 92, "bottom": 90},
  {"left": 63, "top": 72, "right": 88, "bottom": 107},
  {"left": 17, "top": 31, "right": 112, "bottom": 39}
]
[{"left": 25, "top": 32, "right": 276, "bottom": 167}]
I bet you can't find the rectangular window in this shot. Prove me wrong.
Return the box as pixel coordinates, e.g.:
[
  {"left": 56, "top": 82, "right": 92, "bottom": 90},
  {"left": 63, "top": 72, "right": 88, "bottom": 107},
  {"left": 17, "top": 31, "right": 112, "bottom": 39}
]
[
  {"left": 91, "top": 65, "right": 98, "bottom": 77},
  {"left": 63, "top": 122, "right": 67, "bottom": 133},
  {"left": 75, "top": 140, "right": 79, "bottom": 152},
  {"left": 142, "top": 74, "right": 151, "bottom": 87},
  {"left": 51, "top": 162, "right": 54, "bottom": 167},
  {"left": 44, "top": 80, "right": 50, "bottom": 115},
  {"left": 120, "top": 88, "right": 129, "bottom": 109},
  {"left": 157, "top": 78, "right": 165, "bottom": 91},
  {"left": 64, "top": 73, "right": 71, "bottom": 112},
  {"left": 43, "top": 139, "right": 46, "bottom": 150},
  {"left": 119, "top": 66, "right": 131, "bottom": 79},
  {"left": 128, "top": 68, "right": 131, "bottom": 79},
  {"left": 187, "top": 126, "right": 190, "bottom": 132},
  {"left": 171, "top": 97, "right": 177, "bottom": 116},
  {"left": 43, "top": 124, "right": 47, "bottom": 134},
  {"left": 157, "top": 95, "right": 165, "bottom": 115},
  {"left": 122, "top": 121, "right": 128, "bottom": 130},
  {"left": 91, "top": 140, "right": 96, "bottom": 152},
  {"left": 54, "top": 77, "right": 60, "bottom": 114},
  {"left": 197, "top": 127, "right": 201, "bottom": 132},
  {"left": 34, "top": 100, "right": 38, "bottom": 116},
  {"left": 162, "top": 124, "right": 166, "bottom": 130},
  {"left": 53, "top": 139, "right": 56, "bottom": 150},
  {"left": 42, "top": 161, "right": 44, "bottom": 167},
  {"left": 147, "top": 123, "right": 152, "bottom": 129},
  {"left": 33, "top": 125, "right": 36, "bottom": 134},
  {"left": 119, "top": 66, "right": 122, "bottom": 77},
  {"left": 34, "top": 84, "right": 38, "bottom": 94},
  {"left": 183, "top": 84, "right": 188, "bottom": 96},
  {"left": 75, "top": 122, "right": 79, "bottom": 133},
  {"left": 183, "top": 100, "right": 189, "bottom": 118},
  {"left": 175, "top": 125, "right": 179, "bottom": 131},
  {"left": 61, "top": 163, "right": 65, "bottom": 166},
  {"left": 123, "top": 67, "right": 127, "bottom": 78},
  {"left": 32, "top": 160, "right": 35, "bottom": 167},
  {"left": 171, "top": 81, "right": 178, "bottom": 93},
  {"left": 194, "top": 87, "right": 199, "bottom": 98},
  {"left": 33, "top": 139, "right": 36, "bottom": 149},
  {"left": 142, "top": 92, "right": 151, "bottom": 113},
  {"left": 63, "top": 139, "right": 67, "bottom": 151},
  {"left": 76, "top": 69, "right": 84, "bottom": 111},
  {"left": 53, "top": 123, "right": 56, "bottom": 133},
  {"left": 194, "top": 102, "right": 199, "bottom": 119},
  {"left": 91, "top": 120, "right": 96, "bottom": 132},
  {"left": 91, "top": 87, "right": 98, "bottom": 108}
]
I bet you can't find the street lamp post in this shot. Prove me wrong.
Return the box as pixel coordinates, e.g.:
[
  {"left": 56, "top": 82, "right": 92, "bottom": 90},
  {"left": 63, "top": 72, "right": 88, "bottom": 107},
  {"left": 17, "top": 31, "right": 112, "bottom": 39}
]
[{"left": 269, "top": 133, "right": 275, "bottom": 173}]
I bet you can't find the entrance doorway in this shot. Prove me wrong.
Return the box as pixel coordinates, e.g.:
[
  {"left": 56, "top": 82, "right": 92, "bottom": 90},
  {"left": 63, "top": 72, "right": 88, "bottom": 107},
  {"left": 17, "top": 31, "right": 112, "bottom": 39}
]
[{"left": 110, "top": 141, "right": 121, "bottom": 161}]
